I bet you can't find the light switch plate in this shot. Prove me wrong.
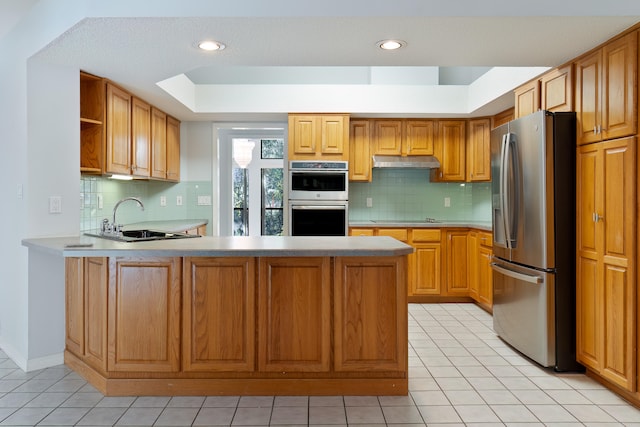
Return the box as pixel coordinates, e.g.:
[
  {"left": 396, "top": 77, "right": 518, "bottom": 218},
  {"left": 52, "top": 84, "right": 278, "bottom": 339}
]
[
  {"left": 49, "top": 196, "right": 62, "bottom": 214},
  {"left": 160, "top": 196, "right": 167, "bottom": 207}
]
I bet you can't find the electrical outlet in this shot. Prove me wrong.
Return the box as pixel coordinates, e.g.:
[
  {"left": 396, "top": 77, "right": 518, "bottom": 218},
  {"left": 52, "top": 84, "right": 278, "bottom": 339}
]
[
  {"left": 49, "top": 196, "right": 62, "bottom": 214},
  {"left": 197, "top": 195, "right": 212, "bottom": 206},
  {"left": 366, "top": 197, "right": 373, "bottom": 208},
  {"left": 444, "top": 197, "right": 451, "bottom": 207},
  {"left": 160, "top": 196, "right": 167, "bottom": 207},
  {"left": 176, "top": 195, "right": 183, "bottom": 206}
]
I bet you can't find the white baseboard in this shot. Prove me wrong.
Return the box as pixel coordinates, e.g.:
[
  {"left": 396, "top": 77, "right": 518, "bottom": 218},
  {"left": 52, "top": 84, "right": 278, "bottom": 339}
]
[{"left": 0, "top": 339, "right": 64, "bottom": 372}]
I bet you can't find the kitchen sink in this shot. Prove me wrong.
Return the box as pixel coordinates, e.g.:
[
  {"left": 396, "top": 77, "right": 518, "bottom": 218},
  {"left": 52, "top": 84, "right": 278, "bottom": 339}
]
[
  {"left": 372, "top": 219, "right": 441, "bottom": 224},
  {"left": 85, "top": 229, "right": 201, "bottom": 242}
]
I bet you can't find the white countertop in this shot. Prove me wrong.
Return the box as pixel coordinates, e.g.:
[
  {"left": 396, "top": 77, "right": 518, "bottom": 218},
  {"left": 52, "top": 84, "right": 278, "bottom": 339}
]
[
  {"left": 350, "top": 220, "right": 492, "bottom": 231},
  {"left": 22, "top": 235, "right": 414, "bottom": 258}
]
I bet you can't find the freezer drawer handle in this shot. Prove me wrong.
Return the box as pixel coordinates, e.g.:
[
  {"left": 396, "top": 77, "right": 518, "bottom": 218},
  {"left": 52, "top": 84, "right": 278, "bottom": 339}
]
[{"left": 490, "top": 263, "right": 542, "bottom": 284}]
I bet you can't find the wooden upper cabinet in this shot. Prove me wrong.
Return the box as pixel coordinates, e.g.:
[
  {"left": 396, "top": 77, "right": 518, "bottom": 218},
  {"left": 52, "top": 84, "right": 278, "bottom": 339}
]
[
  {"left": 404, "top": 120, "right": 435, "bottom": 155},
  {"left": 151, "top": 107, "right": 167, "bottom": 179},
  {"left": 131, "top": 97, "right": 151, "bottom": 178},
  {"left": 288, "top": 114, "right": 348, "bottom": 160},
  {"left": 514, "top": 79, "right": 540, "bottom": 119},
  {"left": 575, "top": 31, "right": 637, "bottom": 145},
  {"left": 466, "top": 118, "right": 491, "bottom": 182},
  {"left": 105, "top": 83, "right": 132, "bottom": 175},
  {"left": 492, "top": 108, "right": 514, "bottom": 129},
  {"left": 348, "top": 120, "right": 371, "bottom": 182},
  {"left": 432, "top": 120, "right": 466, "bottom": 182},
  {"left": 373, "top": 119, "right": 403, "bottom": 155},
  {"left": 541, "top": 63, "right": 574, "bottom": 113},
  {"left": 107, "top": 257, "right": 181, "bottom": 373},
  {"left": 166, "top": 115, "right": 180, "bottom": 182},
  {"left": 80, "top": 72, "right": 105, "bottom": 174}
]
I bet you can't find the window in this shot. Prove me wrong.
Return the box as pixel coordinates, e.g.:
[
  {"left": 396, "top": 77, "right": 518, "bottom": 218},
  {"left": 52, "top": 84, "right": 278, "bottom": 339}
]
[{"left": 232, "top": 138, "right": 284, "bottom": 236}]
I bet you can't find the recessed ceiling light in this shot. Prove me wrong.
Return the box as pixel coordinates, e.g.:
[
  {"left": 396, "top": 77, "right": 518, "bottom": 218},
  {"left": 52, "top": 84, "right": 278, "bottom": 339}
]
[
  {"left": 198, "top": 40, "right": 226, "bottom": 51},
  {"left": 378, "top": 39, "right": 405, "bottom": 50}
]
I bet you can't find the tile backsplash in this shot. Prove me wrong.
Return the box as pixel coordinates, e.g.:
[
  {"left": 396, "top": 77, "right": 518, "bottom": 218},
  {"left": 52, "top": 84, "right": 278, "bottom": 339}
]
[
  {"left": 349, "top": 169, "right": 491, "bottom": 222},
  {"left": 80, "top": 177, "right": 213, "bottom": 233}
]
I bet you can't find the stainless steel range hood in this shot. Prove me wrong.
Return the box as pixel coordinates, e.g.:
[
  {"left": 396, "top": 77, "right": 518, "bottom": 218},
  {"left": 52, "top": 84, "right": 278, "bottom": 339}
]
[{"left": 372, "top": 155, "right": 441, "bottom": 169}]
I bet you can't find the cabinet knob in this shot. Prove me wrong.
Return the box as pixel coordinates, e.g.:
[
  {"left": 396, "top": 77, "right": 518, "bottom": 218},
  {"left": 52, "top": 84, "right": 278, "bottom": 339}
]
[{"left": 592, "top": 212, "right": 604, "bottom": 222}]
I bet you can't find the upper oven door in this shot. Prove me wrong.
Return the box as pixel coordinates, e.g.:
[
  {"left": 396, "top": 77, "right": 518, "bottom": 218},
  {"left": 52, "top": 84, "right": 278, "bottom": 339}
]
[{"left": 289, "top": 169, "right": 348, "bottom": 200}]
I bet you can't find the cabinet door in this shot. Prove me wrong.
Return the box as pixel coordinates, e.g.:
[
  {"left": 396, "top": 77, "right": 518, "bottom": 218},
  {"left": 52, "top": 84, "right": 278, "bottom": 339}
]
[
  {"left": 321, "top": 115, "right": 347, "bottom": 155},
  {"left": 131, "top": 97, "right": 151, "bottom": 178},
  {"left": 183, "top": 257, "right": 255, "bottom": 372},
  {"left": 434, "top": 121, "right": 466, "bottom": 182},
  {"left": 258, "top": 257, "right": 331, "bottom": 372},
  {"left": 166, "top": 115, "right": 180, "bottom": 182},
  {"left": 151, "top": 108, "right": 167, "bottom": 179},
  {"left": 576, "top": 137, "right": 636, "bottom": 391},
  {"left": 601, "top": 32, "right": 637, "bottom": 141},
  {"left": 105, "top": 83, "right": 131, "bottom": 175},
  {"left": 445, "top": 230, "right": 469, "bottom": 294},
  {"left": 349, "top": 227, "right": 374, "bottom": 236},
  {"left": 467, "top": 232, "right": 478, "bottom": 300},
  {"left": 348, "top": 120, "right": 371, "bottom": 182},
  {"left": 108, "top": 257, "right": 181, "bottom": 372},
  {"left": 575, "top": 49, "right": 602, "bottom": 145},
  {"left": 411, "top": 244, "right": 442, "bottom": 296},
  {"left": 334, "top": 256, "right": 407, "bottom": 372},
  {"left": 405, "top": 120, "right": 434, "bottom": 155},
  {"left": 289, "top": 115, "right": 318, "bottom": 156},
  {"left": 514, "top": 80, "right": 540, "bottom": 118},
  {"left": 374, "top": 120, "right": 402, "bottom": 155},
  {"left": 477, "top": 246, "right": 493, "bottom": 309},
  {"left": 466, "top": 118, "right": 491, "bottom": 182},
  {"left": 541, "top": 64, "right": 574, "bottom": 113}
]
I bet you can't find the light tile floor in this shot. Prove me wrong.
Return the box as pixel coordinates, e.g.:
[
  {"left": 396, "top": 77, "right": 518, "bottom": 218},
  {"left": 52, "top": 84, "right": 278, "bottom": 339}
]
[{"left": 1, "top": 303, "right": 639, "bottom": 426}]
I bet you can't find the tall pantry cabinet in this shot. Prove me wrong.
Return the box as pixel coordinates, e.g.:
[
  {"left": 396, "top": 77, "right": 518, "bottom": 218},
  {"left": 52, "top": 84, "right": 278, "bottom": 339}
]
[{"left": 575, "top": 28, "right": 639, "bottom": 398}]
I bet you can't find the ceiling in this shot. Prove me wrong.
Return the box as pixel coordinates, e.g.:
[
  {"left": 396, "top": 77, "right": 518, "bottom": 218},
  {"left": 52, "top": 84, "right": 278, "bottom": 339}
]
[{"left": 6, "top": 1, "right": 640, "bottom": 121}]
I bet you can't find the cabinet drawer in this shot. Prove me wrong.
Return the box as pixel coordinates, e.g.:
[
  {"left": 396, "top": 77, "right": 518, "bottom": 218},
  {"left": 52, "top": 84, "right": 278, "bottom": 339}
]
[
  {"left": 349, "top": 228, "right": 374, "bottom": 236},
  {"left": 377, "top": 228, "right": 408, "bottom": 242},
  {"left": 478, "top": 232, "right": 493, "bottom": 248},
  {"left": 411, "top": 229, "right": 441, "bottom": 243}
]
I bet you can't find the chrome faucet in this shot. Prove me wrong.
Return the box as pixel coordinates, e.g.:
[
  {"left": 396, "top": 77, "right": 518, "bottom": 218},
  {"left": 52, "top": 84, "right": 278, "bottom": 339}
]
[{"left": 102, "top": 197, "right": 145, "bottom": 235}]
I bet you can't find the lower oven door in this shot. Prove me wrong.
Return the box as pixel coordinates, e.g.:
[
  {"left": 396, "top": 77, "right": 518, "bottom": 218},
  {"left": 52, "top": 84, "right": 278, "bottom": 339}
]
[{"left": 289, "top": 201, "right": 348, "bottom": 236}]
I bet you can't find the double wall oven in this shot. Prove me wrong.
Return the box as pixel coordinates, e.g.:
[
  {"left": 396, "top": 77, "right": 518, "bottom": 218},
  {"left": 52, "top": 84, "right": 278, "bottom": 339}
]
[{"left": 288, "top": 160, "right": 348, "bottom": 236}]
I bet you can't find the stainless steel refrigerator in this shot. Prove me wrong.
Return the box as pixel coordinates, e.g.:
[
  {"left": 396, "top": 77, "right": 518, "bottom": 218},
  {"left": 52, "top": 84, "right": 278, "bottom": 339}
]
[{"left": 491, "top": 110, "right": 582, "bottom": 371}]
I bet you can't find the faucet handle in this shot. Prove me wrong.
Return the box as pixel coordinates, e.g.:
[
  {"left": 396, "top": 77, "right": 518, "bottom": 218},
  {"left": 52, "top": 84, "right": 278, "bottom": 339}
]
[{"left": 101, "top": 218, "right": 109, "bottom": 232}]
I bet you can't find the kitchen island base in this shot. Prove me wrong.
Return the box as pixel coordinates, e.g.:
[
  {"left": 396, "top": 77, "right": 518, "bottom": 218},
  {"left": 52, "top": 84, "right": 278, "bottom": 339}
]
[{"left": 62, "top": 248, "right": 410, "bottom": 396}]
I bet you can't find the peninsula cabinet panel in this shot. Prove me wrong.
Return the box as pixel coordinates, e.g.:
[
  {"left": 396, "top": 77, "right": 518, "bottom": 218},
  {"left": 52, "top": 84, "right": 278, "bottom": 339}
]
[
  {"left": 105, "top": 83, "right": 131, "bottom": 175},
  {"left": 65, "top": 258, "right": 84, "bottom": 357},
  {"left": 183, "top": 257, "right": 255, "bottom": 372},
  {"left": 576, "top": 137, "right": 636, "bottom": 391},
  {"left": 258, "top": 257, "right": 331, "bottom": 372},
  {"left": 131, "top": 97, "right": 151, "bottom": 178},
  {"left": 108, "top": 257, "right": 181, "bottom": 372},
  {"left": 65, "top": 257, "right": 108, "bottom": 372},
  {"left": 84, "top": 257, "right": 108, "bottom": 372},
  {"left": 334, "top": 256, "right": 407, "bottom": 372}
]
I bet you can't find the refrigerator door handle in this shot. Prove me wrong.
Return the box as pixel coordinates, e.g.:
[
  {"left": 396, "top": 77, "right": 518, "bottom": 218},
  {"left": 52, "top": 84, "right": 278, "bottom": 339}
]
[
  {"left": 502, "top": 132, "right": 519, "bottom": 248},
  {"left": 491, "top": 262, "right": 543, "bottom": 284},
  {"left": 499, "top": 133, "right": 509, "bottom": 245}
]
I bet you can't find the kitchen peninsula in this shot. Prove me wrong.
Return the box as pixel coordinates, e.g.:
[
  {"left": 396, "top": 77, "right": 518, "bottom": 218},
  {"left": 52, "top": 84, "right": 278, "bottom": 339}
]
[{"left": 22, "top": 235, "right": 412, "bottom": 396}]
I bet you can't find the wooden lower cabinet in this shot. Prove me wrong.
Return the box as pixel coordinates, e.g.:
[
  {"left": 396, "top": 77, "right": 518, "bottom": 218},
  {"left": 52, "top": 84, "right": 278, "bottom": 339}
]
[
  {"left": 258, "top": 257, "right": 331, "bottom": 372},
  {"left": 445, "top": 230, "right": 469, "bottom": 295},
  {"left": 409, "top": 229, "right": 442, "bottom": 296},
  {"left": 107, "top": 257, "right": 181, "bottom": 372},
  {"left": 65, "top": 254, "right": 408, "bottom": 396},
  {"left": 576, "top": 137, "right": 636, "bottom": 392},
  {"left": 183, "top": 257, "right": 255, "bottom": 372},
  {"left": 477, "top": 238, "right": 493, "bottom": 310}
]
